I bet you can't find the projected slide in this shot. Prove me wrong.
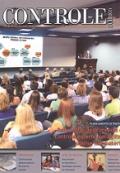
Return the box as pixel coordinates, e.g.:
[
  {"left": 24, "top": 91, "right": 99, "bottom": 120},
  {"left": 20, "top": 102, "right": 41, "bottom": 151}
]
[{"left": 0, "top": 35, "right": 43, "bottom": 68}]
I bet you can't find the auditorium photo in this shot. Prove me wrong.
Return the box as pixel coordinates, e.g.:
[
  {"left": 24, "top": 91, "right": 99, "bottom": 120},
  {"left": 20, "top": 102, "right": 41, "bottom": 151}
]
[{"left": 0, "top": 0, "right": 119, "bottom": 150}]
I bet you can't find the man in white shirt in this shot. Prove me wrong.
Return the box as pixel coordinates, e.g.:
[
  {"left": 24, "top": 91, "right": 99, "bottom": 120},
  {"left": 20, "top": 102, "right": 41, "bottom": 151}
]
[
  {"left": 94, "top": 81, "right": 109, "bottom": 102},
  {"left": 21, "top": 81, "right": 44, "bottom": 103}
]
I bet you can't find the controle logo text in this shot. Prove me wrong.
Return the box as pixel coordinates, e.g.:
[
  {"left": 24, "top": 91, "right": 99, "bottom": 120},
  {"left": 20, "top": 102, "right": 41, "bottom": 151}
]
[{"left": 2, "top": 8, "right": 112, "bottom": 25}]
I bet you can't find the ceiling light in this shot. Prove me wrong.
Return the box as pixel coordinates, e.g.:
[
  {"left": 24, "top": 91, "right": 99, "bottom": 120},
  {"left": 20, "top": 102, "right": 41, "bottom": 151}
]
[
  {"left": 112, "top": 33, "right": 120, "bottom": 36},
  {"left": 88, "top": 34, "right": 99, "bottom": 37},
  {"left": 48, "top": 34, "right": 57, "bottom": 37},
  {"left": 20, "top": 33, "right": 30, "bottom": 35},
  {"left": 19, "top": 29, "right": 33, "bottom": 32}
]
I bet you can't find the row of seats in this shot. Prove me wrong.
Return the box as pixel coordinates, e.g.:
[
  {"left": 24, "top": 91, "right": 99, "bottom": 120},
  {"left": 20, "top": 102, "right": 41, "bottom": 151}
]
[
  {"left": 0, "top": 114, "right": 118, "bottom": 149},
  {"left": 10, "top": 75, "right": 76, "bottom": 86},
  {"left": 0, "top": 101, "right": 110, "bottom": 135},
  {"left": 16, "top": 114, "right": 120, "bottom": 149},
  {"left": 16, "top": 129, "right": 75, "bottom": 149},
  {"left": 39, "top": 74, "right": 76, "bottom": 80}
]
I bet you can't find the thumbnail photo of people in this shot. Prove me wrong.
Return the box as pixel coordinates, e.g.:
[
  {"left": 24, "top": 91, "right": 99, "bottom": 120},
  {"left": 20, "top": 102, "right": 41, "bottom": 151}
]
[
  {"left": 87, "top": 153, "right": 105, "bottom": 171},
  {"left": 0, "top": 153, "right": 16, "bottom": 172},
  {"left": 41, "top": 153, "right": 60, "bottom": 172}
]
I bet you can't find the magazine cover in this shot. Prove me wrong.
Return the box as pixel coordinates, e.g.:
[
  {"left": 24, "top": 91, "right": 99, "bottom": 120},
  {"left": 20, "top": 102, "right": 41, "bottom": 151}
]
[{"left": 0, "top": 0, "right": 120, "bottom": 172}]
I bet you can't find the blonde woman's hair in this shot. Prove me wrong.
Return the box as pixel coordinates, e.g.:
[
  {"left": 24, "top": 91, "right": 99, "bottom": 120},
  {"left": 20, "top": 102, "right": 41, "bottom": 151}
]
[
  {"left": 14, "top": 104, "right": 42, "bottom": 135},
  {"left": 76, "top": 83, "right": 87, "bottom": 96},
  {"left": 88, "top": 90, "right": 103, "bottom": 116},
  {"left": 2, "top": 73, "right": 10, "bottom": 85},
  {"left": 0, "top": 92, "right": 9, "bottom": 111}
]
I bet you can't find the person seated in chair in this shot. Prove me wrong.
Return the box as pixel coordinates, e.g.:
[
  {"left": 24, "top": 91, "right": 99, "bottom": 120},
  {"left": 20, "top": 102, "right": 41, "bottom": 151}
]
[
  {"left": 0, "top": 92, "right": 16, "bottom": 118},
  {"left": 50, "top": 87, "right": 68, "bottom": 111},
  {"left": 46, "top": 84, "right": 58, "bottom": 101},
  {"left": 21, "top": 81, "right": 44, "bottom": 103},
  {"left": 28, "top": 90, "right": 44, "bottom": 113},
  {"left": 3, "top": 104, "right": 43, "bottom": 142},
  {"left": 48, "top": 99, "right": 77, "bottom": 132},
  {"left": 61, "top": 80, "right": 76, "bottom": 98},
  {"left": 72, "top": 78, "right": 88, "bottom": 105},
  {"left": 105, "top": 86, "right": 120, "bottom": 116},
  {"left": 84, "top": 90, "right": 106, "bottom": 121}
]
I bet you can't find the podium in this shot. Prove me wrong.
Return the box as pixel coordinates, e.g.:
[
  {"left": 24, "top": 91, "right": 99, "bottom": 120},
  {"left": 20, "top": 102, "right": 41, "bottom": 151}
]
[{"left": 76, "top": 58, "right": 97, "bottom": 71}]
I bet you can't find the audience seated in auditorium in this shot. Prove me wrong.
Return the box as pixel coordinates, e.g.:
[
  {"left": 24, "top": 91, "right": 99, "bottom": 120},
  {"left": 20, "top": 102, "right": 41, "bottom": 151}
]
[
  {"left": 61, "top": 80, "right": 76, "bottom": 97},
  {"left": 106, "top": 76, "right": 114, "bottom": 87},
  {"left": 0, "top": 67, "right": 119, "bottom": 149},
  {"left": 84, "top": 90, "right": 106, "bottom": 120},
  {"left": 50, "top": 87, "right": 68, "bottom": 111},
  {"left": 46, "top": 84, "right": 58, "bottom": 100},
  {"left": 92, "top": 74, "right": 98, "bottom": 84},
  {"left": 98, "top": 70, "right": 104, "bottom": 77},
  {"left": 21, "top": 81, "right": 44, "bottom": 103},
  {"left": 23, "top": 75, "right": 31, "bottom": 92},
  {"left": 105, "top": 86, "right": 120, "bottom": 116},
  {"left": 94, "top": 81, "right": 109, "bottom": 102},
  {"left": 73, "top": 77, "right": 80, "bottom": 91},
  {"left": 32, "top": 74, "right": 43, "bottom": 89},
  {"left": 87, "top": 75, "right": 94, "bottom": 88},
  {"left": 26, "top": 69, "right": 35, "bottom": 81},
  {"left": 66, "top": 67, "right": 75, "bottom": 76},
  {"left": 78, "top": 70, "right": 86, "bottom": 79},
  {"left": 98, "top": 77, "right": 108, "bottom": 92},
  {"left": 28, "top": 90, "right": 44, "bottom": 113},
  {"left": 51, "top": 68, "right": 60, "bottom": 78},
  {"left": 88, "top": 66, "right": 95, "bottom": 76},
  {"left": 111, "top": 70, "right": 116, "bottom": 77},
  {"left": 6, "top": 85, "right": 20, "bottom": 106},
  {"left": 0, "top": 92, "right": 16, "bottom": 118},
  {"left": 48, "top": 99, "right": 77, "bottom": 132},
  {"left": 23, "top": 74, "right": 43, "bottom": 92},
  {"left": 15, "top": 68, "right": 25, "bottom": 79},
  {"left": 114, "top": 70, "right": 120, "bottom": 81},
  {"left": 59, "top": 68, "right": 67, "bottom": 77},
  {"left": 3, "top": 104, "right": 43, "bottom": 142},
  {"left": 43, "top": 68, "right": 51, "bottom": 85},
  {"left": 75, "top": 67, "right": 81, "bottom": 78},
  {"left": 72, "top": 78, "right": 88, "bottom": 105},
  {"left": 14, "top": 76, "right": 24, "bottom": 99},
  {"left": 44, "top": 79, "right": 53, "bottom": 93},
  {"left": 1, "top": 73, "right": 10, "bottom": 89}
]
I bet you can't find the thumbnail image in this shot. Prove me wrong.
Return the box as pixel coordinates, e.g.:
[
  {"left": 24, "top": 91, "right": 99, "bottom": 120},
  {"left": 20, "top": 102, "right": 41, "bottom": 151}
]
[
  {"left": 0, "top": 153, "right": 16, "bottom": 172},
  {"left": 41, "top": 153, "right": 60, "bottom": 172},
  {"left": 87, "top": 153, "right": 105, "bottom": 172}
]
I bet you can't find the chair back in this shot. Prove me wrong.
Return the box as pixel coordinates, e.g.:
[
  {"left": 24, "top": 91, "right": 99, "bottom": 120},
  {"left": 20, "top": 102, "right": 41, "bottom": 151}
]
[
  {"left": 75, "top": 104, "right": 88, "bottom": 116},
  {"left": 35, "top": 111, "right": 48, "bottom": 122},
  {"left": 0, "top": 116, "right": 15, "bottom": 135},
  {"left": 53, "top": 129, "right": 75, "bottom": 149},
  {"left": 16, "top": 131, "right": 52, "bottom": 149}
]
